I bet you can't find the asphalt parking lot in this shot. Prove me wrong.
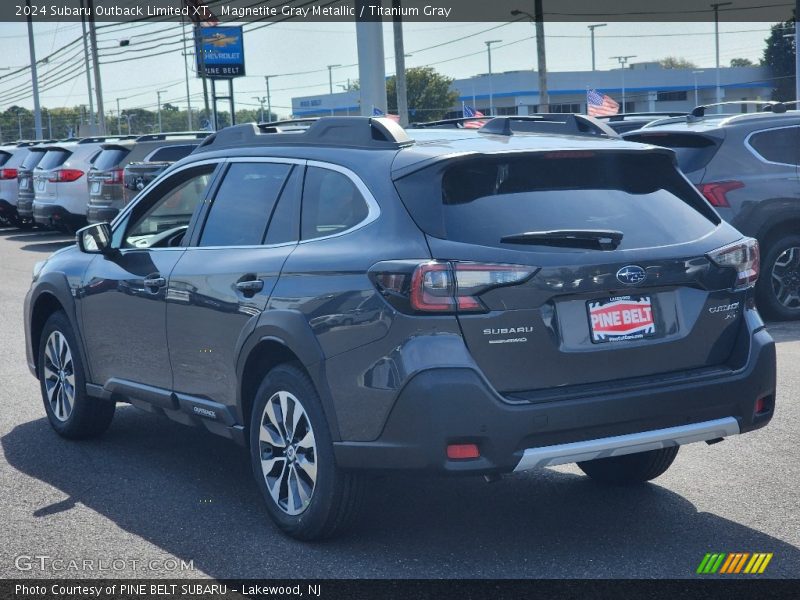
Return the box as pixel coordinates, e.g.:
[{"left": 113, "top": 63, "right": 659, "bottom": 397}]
[{"left": 0, "top": 226, "right": 798, "bottom": 580}]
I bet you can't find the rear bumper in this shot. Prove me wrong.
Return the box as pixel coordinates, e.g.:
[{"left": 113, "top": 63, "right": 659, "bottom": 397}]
[
  {"left": 16, "top": 194, "right": 33, "bottom": 218},
  {"left": 33, "top": 203, "right": 86, "bottom": 229},
  {"left": 333, "top": 322, "right": 776, "bottom": 474},
  {"left": 86, "top": 204, "right": 120, "bottom": 224}
]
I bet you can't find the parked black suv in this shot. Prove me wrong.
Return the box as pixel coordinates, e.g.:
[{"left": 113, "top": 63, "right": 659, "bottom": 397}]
[{"left": 24, "top": 116, "right": 776, "bottom": 540}]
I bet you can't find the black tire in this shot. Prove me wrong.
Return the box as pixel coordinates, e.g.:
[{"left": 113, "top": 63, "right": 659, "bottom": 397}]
[
  {"left": 38, "top": 311, "right": 115, "bottom": 439},
  {"left": 757, "top": 234, "right": 800, "bottom": 321},
  {"left": 577, "top": 446, "right": 679, "bottom": 485},
  {"left": 249, "top": 363, "right": 364, "bottom": 540},
  {"left": 15, "top": 218, "right": 34, "bottom": 230}
]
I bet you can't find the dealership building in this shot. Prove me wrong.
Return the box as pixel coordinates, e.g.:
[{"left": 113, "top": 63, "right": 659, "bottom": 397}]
[{"left": 291, "top": 62, "right": 773, "bottom": 119}]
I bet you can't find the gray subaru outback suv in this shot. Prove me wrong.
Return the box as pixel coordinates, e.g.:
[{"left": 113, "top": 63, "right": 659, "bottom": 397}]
[
  {"left": 24, "top": 116, "right": 776, "bottom": 539},
  {"left": 625, "top": 104, "right": 800, "bottom": 320}
]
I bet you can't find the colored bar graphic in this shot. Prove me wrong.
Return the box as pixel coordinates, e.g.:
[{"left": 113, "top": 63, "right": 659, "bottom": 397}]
[{"left": 700, "top": 552, "right": 773, "bottom": 575}]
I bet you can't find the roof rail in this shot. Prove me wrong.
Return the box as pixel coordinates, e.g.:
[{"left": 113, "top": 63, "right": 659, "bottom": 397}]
[
  {"left": 689, "top": 101, "right": 777, "bottom": 118},
  {"left": 76, "top": 135, "right": 138, "bottom": 144},
  {"left": 194, "top": 117, "right": 413, "bottom": 153},
  {"left": 477, "top": 114, "right": 619, "bottom": 138},
  {"left": 134, "top": 131, "right": 211, "bottom": 142},
  {"left": 257, "top": 118, "right": 319, "bottom": 132},
  {"left": 410, "top": 117, "right": 489, "bottom": 129},
  {"left": 596, "top": 111, "right": 686, "bottom": 122}
]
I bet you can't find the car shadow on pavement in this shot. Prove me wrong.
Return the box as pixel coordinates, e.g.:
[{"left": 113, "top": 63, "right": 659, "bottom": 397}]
[
  {"left": 3, "top": 406, "right": 799, "bottom": 579},
  {"left": 765, "top": 321, "right": 800, "bottom": 344},
  {"left": 19, "top": 240, "right": 74, "bottom": 253}
]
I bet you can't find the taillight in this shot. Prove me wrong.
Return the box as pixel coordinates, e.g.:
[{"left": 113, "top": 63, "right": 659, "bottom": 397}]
[
  {"left": 372, "top": 260, "right": 537, "bottom": 314},
  {"left": 0, "top": 168, "right": 18, "bottom": 179},
  {"left": 48, "top": 169, "right": 84, "bottom": 183},
  {"left": 697, "top": 181, "right": 744, "bottom": 208},
  {"left": 708, "top": 238, "right": 759, "bottom": 290},
  {"left": 105, "top": 168, "right": 124, "bottom": 185}
]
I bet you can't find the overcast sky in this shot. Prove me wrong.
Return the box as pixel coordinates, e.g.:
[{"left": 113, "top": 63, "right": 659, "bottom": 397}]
[{"left": 0, "top": 20, "right": 776, "bottom": 117}]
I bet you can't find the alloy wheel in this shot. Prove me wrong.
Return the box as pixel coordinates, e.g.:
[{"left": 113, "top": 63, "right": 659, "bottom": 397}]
[
  {"left": 258, "top": 390, "right": 318, "bottom": 515},
  {"left": 771, "top": 246, "right": 800, "bottom": 309},
  {"left": 43, "top": 331, "right": 76, "bottom": 422}
]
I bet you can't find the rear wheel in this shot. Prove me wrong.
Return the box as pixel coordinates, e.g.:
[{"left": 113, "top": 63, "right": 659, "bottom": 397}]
[
  {"left": 38, "top": 311, "right": 115, "bottom": 438},
  {"left": 577, "top": 446, "right": 679, "bottom": 484},
  {"left": 249, "top": 363, "right": 364, "bottom": 540},
  {"left": 758, "top": 234, "right": 800, "bottom": 320}
]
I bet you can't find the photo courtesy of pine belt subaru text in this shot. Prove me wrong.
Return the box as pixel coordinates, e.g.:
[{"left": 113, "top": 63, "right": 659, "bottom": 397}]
[{"left": 24, "top": 115, "right": 777, "bottom": 540}]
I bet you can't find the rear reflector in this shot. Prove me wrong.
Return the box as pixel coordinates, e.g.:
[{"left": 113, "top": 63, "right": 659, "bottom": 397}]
[
  {"left": 707, "top": 238, "right": 760, "bottom": 290},
  {"left": 697, "top": 181, "right": 744, "bottom": 208},
  {"left": 447, "top": 444, "right": 480, "bottom": 460}
]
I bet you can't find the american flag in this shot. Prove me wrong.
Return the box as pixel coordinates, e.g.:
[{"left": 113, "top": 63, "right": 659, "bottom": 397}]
[
  {"left": 462, "top": 104, "right": 487, "bottom": 129},
  {"left": 587, "top": 89, "right": 620, "bottom": 117}
]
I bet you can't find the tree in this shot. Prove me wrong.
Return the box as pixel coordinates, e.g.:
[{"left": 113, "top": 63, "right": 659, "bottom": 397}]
[
  {"left": 659, "top": 56, "right": 698, "bottom": 69},
  {"left": 385, "top": 67, "right": 459, "bottom": 121},
  {"left": 762, "top": 19, "right": 795, "bottom": 100},
  {"left": 730, "top": 57, "right": 754, "bottom": 67}
]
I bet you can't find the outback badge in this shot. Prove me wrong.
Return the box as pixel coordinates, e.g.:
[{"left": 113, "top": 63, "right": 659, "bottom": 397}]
[{"left": 616, "top": 265, "right": 647, "bottom": 285}]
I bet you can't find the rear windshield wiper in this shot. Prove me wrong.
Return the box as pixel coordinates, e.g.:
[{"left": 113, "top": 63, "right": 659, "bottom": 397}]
[{"left": 500, "top": 229, "right": 623, "bottom": 250}]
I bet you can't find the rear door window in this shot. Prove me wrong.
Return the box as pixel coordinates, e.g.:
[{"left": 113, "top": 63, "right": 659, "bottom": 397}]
[
  {"left": 301, "top": 167, "right": 370, "bottom": 240},
  {"left": 747, "top": 126, "right": 800, "bottom": 166},
  {"left": 37, "top": 149, "right": 72, "bottom": 170},
  {"left": 199, "top": 162, "right": 292, "bottom": 247},
  {"left": 395, "top": 151, "right": 718, "bottom": 251},
  {"left": 623, "top": 132, "right": 721, "bottom": 173},
  {"left": 21, "top": 150, "right": 46, "bottom": 169}
]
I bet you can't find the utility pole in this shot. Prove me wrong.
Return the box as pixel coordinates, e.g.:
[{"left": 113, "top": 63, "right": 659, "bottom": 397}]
[
  {"left": 355, "top": 0, "right": 387, "bottom": 117},
  {"left": 711, "top": 2, "right": 732, "bottom": 111},
  {"left": 252, "top": 97, "right": 266, "bottom": 122},
  {"left": 157, "top": 90, "right": 166, "bottom": 132},
  {"left": 264, "top": 76, "right": 272, "bottom": 122},
  {"left": 327, "top": 65, "right": 341, "bottom": 116},
  {"left": 511, "top": 6, "right": 549, "bottom": 112},
  {"left": 485, "top": 40, "right": 501, "bottom": 116},
  {"left": 693, "top": 70, "right": 705, "bottom": 106},
  {"left": 181, "top": 17, "right": 193, "bottom": 130},
  {"left": 392, "top": 0, "right": 409, "bottom": 126},
  {"left": 86, "top": 0, "right": 106, "bottom": 134},
  {"left": 587, "top": 23, "right": 607, "bottom": 71},
  {"left": 116, "top": 98, "right": 124, "bottom": 135},
  {"left": 79, "top": 0, "right": 95, "bottom": 133},
  {"left": 611, "top": 55, "right": 636, "bottom": 112},
  {"left": 17, "top": 110, "right": 23, "bottom": 140},
  {"left": 25, "top": 0, "right": 43, "bottom": 139}
]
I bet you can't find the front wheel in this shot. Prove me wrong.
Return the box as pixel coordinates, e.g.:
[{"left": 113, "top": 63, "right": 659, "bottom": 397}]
[
  {"left": 249, "top": 364, "right": 364, "bottom": 540},
  {"left": 38, "top": 311, "right": 115, "bottom": 438},
  {"left": 577, "top": 446, "right": 679, "bottom": 485}
]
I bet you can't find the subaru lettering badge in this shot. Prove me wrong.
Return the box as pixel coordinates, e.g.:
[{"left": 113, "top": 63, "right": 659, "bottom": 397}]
[{"left": 616, "top": 265, "right": 647, "bottom": 285}]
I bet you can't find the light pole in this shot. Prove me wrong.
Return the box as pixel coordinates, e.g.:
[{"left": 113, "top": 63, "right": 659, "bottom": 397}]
[
  {"left": 692, "top": 70, "right": 705, "bottom": 107},
  {"left": 587, "top": 23, "right": 607, "bottom": 71},
  {"left": 115, "top": 97, "right": 127, "bottom": 135},
  {"left": 125, "top": 114, "right": 135, "bottom": 135},
  {"left": 611, "top": 55, "right": 636, "bottom": 112},
  {"left": 180, "top": 18, "right": 193, "bottom": 130},
  {"left": 327, "top": 64, "right": 341, "bottom": 116},
  {"left": 79, "top": 0, "right": 95, "bottom": 133},
  {"left": 252, "top": 96, "right": 266, "bottom": 122},
  {"left": 156, "top": 90, "right": 166, "bottom": 133},
  {"left": 711, "top": 2, "right": 732, "bottom": 111},
  {"left": 264, "top": 76, "right": 273, "bottom": 122},
  {"left": 485, "top": 40, "right": 502, "bottom": 116},
  {"left": 25, "top": 0, "right": 43, "bottom": 139},
  {"left": 511, "top": 7, "right": 549, "bottom": 112}
]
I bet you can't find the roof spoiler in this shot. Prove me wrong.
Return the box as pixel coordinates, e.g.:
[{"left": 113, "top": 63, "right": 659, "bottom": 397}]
[{"left": 477, "top": 114, "right": 619, "bottom": 138}]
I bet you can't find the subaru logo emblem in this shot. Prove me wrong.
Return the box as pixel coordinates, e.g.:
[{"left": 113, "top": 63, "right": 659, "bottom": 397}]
[{"left": 616, "top": 265, "right": 647, "bottom": 285}]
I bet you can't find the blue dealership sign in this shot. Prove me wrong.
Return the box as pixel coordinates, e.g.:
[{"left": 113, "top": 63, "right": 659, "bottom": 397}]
[{"left": 197, "top": 26, "right": 245, "bottom": 78}]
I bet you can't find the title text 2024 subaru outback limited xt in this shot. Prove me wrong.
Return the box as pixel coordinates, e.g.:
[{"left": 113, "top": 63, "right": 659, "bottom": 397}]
[{"left": 24, "top": 116, "right": 776, "bottom": 540}]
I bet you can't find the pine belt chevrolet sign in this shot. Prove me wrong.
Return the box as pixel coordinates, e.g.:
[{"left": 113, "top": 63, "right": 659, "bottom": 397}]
[{"left": 197, "top": 26, "right": 245, "bottom": 78}]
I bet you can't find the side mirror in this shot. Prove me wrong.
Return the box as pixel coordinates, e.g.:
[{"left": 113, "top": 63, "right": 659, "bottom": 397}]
[{"left": 77, "top": 222, "right": 113, "bottom": 254}]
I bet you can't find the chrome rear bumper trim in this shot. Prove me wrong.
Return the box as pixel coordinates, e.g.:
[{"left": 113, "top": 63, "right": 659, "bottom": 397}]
[{"left": 514, "top": 417, "right": 740, "bottom": 472}]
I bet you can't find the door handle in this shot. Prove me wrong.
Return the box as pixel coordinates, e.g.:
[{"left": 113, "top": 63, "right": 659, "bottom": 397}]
[
  {"left": 143, "top": 275, "right": 166, "bottom": 289},
  {"left": 236, "top": 279, "right": 264, "bottom": 294}
]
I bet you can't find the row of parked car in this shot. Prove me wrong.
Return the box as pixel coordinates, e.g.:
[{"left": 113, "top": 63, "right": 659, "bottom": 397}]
[{"left": 0, "top": 132, "right": 209, "bottom": 232}]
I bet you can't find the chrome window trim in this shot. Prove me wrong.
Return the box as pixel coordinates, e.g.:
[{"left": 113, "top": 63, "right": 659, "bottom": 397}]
[
  {"left": 299, "top": 160, "right": 380, "bottom": 244},
  {"left": 744, "top": 124, "right": 800, "bottom": 168},
  {"left": 514, "top": 416, "right": 740, "bottom": 472}
]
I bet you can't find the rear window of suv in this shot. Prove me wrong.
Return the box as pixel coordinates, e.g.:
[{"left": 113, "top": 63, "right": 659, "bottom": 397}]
[
  {"left": 21, "top": 149, "right": 47, "bottom": 169},
  {"left": 395, "top": 151, "right": 719, "bottom": 251},
  {"left": 37, "top": 149, "right": 72, "bottom": 170},
  {"left": 146, "top": 145, "right": 198, "bottom": 163},
  {"left": 623, "top": 132, "right": 721, "bottom": 174},
  {"left": 93, "top": 147, "right": 130, "bottom": 171}
]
